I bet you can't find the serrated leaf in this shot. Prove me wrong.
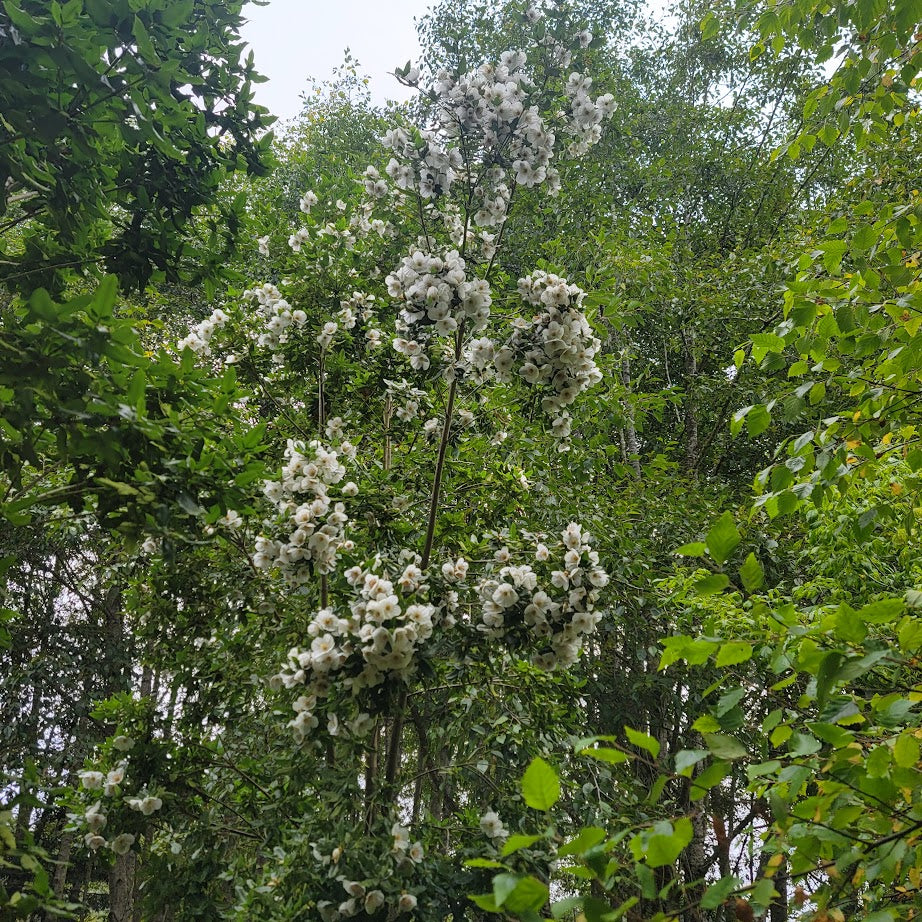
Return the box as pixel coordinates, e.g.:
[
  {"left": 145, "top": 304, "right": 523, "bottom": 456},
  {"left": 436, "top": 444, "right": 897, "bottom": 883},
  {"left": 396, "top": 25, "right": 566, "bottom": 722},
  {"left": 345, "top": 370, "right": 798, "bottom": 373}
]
[
  {"left": 716, "top": 641, "right": 752, "bottom": 667},
  {"left": 703, "top": 733, "right": 748, "bottom": 760},
  {"left": 557, "top": 827, "right": 607, "bottom": 857},
  {"left": 624, "top": 726, "right": 660, "bottom": 758},
  {"left": 706, "top": 512, "right": 741, "bottom": 565},
  {"left": 894, "top": 731, "right": 920, "bottom": 768},
  {"left": 739, "top": 553, "right": 764, "bottom": 592},
  {"left": 674, "top": 749, "right": 709, "bottom": 775},
  {"left": 580, "top": 746, "right": 628, "bottom": 765},
  {"left": 694, "top": 573, "right": 730, "bottom": 595},
  {"left": 501, "top": 834, "right": 543, "bottom": 857},
  {"left": 521, "top": 757, "right": 559, "bottom": 811}
]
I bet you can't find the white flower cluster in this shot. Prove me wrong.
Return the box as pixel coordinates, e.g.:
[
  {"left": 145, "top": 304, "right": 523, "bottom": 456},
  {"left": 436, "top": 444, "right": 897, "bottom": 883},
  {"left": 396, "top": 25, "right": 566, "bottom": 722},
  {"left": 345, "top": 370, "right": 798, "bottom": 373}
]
[
  {"left": 270, "top": 555, "right": 451, "bottom": 742},
  {"left": 318, "top": 848, "right": 420, "bottom": 921},
  {"left": 241, "top": 283, "right": 308, "bottom": 352},
  {"left": 387, "top": 248, "right": 492, "bottom": 368},
  {"left": 77, "top": 751, "right": 161, "bottom": 856},
  {"left": 308, "top": 826, "right": 421, "bottom": 921},
  {"left": 387, "top": 378, "right": 429, "bottom": 424},
  {"left": 476, "top": 523, "right": 608, "bottom": 669},
  {"left": 563, "top": 72, "right": 616, "bottom": 157},
  {"left": 499, "top": 270, "right": 603, "bottom": 439},
  {"left": 79, "top": 765, "right": 125, "bottom": 798},
  {"left": 255, "top": 440, "right": 353, "bottom": 583},
  {"left": 177, "top": 307, "right": 229, "bottom": 356},
  {"left": 431, "top": 52, "right": 560, "bottom": 208},
  {"left": 388, "top": 45, "right": 615, "bottom": 224},
  {"left": 127, "top": 793, "right": 164, "bottom": 815},
  {"left": 383, "top": 127, "right": 463, "bottom": 201}
]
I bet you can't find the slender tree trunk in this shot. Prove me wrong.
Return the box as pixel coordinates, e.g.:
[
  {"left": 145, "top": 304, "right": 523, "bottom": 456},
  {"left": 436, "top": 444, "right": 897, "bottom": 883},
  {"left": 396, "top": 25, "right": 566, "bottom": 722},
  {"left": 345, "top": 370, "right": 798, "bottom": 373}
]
[
  {"left": 41, "top": 829, "right": 74, "bottom": 922},
  {"left": 681, "top": 326, "right": 699, "bottom": 474},
  {"left": 108, "top": 851, "right": 136, "bottom": 922},
  {"left": 619, "top": 350, "right": 642, "bottom": 476}
]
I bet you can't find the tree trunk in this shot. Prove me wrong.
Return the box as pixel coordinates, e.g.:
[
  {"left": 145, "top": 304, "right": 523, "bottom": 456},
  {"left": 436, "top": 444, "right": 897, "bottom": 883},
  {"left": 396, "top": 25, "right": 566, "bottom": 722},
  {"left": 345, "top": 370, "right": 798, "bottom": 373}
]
[
  {"left": 681, "top": 326, "right": 699, "bottom": 474},
  {"left": 108, "top": 850, "right": 136, "bottom": 922},
  {"left": 619, "top": 350, "right": 643, "bottom": 476}
]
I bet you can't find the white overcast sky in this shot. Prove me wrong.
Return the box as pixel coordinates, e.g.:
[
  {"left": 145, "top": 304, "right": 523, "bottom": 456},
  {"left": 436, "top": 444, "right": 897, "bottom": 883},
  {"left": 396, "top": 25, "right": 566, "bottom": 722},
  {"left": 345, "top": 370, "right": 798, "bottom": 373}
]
[{"left": 240, "top": 0, "right": 431, "bottom": 121}]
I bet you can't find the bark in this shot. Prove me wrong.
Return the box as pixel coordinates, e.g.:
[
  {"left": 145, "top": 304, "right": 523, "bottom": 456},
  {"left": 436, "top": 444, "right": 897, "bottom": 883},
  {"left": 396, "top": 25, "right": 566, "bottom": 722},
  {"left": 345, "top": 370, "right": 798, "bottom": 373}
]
[
  {"left": 681, "top": 806, "right": 710, "bottom": 922},
  {"left": 619, "top": 350, "right": 643, "bottom": 476},
  {"left": 108, "top": 850, "right": 136, "bottom": 922},
  {"left": 681, "top": 326, "right": 699, "bottom": 474},
  {"left": 51, "top": 829, "right": 73, "bottom": 899}
]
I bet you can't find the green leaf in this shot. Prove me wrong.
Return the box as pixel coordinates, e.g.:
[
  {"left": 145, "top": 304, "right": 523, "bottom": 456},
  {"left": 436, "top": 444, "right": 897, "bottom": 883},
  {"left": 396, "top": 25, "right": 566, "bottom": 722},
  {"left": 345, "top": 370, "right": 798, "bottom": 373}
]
[
  {"left": 631, "top": 817, "right": 694, "bottom": 868},
  {"left": 493, "top": 873, "right": 520, "bottom": 908},
  {"left": 893, "top": 731, "right": 920, "bottom": 769},
  {"left": 660, "top": 636, "right": 716, "bottom": 668},
  {"left": 521, "top": 757, "right": 559, "bottom": 811},
  {"left": 551, "top": 897, "right": 584, "bottom": 919},
  {"left": 739, "top": 553, "right": 764, "bottom": 592},
  {"left": 703, "top": 734, "right": 748, "bottom": 760},
  {"left": 674, "top": 749, "right": 709, "bottom": 776},
  {"left": 820, "top": 239, "right": 848, "bottom": 273},
  {"left": 557, "top": 827, "right": 607, "bottom": 857},
  {"left": 132, "top": 15, "right": 162, "bottom": 66},
  {"left": 465, "top": 858, "right": 506, "bottom": 868},
  {"left": 750, "top": 878, "right": 778, "bottom": 909},
  {"left": 701, "top": 876, "right": 741, "bottom": 909},
  {"left": 694, "top": 573, "right": 730, "bottom": 596},
  {"left": 716, "top": 641, "right": 752, "bottom": 668},
  {"left": 746, "top": 404, "right": 772, "bottom": 437},
  {"left": 469, "top": 892, "right": 501, "bottom": 913},
  {"left": 502, "top": 876, "right": 549, "bottom": 914},
  {"left": 501, "top": 834, "right": 543, "bottom": 857},
  {"left": 676, "top": 542, "right": 706, "bottom": 556},
  {"left": 706, "top": 512, "right": 741, "bottom": 565},
  {"left": 750, "top": 333, "right": 785, "bottom": 362},
  {"left": 624, "top": 726, "right": 660, "bottom": 758},
  {"left": 857, "top": 597, "right": 905, "bottom": 623},
  {"left": 580, "top": 746, "right": 629, "bottom": 765}
]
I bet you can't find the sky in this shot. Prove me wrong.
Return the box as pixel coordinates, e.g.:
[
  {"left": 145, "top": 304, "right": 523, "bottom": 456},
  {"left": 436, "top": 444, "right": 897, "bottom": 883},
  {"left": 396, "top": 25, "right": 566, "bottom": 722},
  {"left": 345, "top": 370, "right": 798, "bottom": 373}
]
[{"left": 239, "top": 0, "right": 431, "bottom": 122}]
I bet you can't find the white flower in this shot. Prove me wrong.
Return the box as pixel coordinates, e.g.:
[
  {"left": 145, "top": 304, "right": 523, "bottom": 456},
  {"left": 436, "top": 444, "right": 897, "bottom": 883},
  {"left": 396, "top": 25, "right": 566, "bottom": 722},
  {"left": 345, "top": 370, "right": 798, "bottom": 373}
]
[
  {"left": 112, "top": 735, "right": 134, "bottom": 752},
  {"left": 84, "top": 833, "right": 106, "bottom": 851},
  {"left": 300, "top": 190, "right": 318, "bottom": 213},
  {"left": 110, "top": 833, "right": 135, "bottom": 856},
  {"left": 479, "top": 810, "right": 508, "bottom": 840},
  {"left": 79, "top": 771, "right": 105, "bottom": 790},
  {"left": 85, "top": 803, "right": 106, "bottom": 833},
  {"left": 258, "top": 234, "right": 270, "bottom": 256},
  {"left": 364, "top": 890, "right": 385, "bottom": 913},
  {"left": 492, "top": 583, "right": 519, "bottom": 608},
  {"left": 140, "top": 795, "right": 163, "bottom": 815},
  {"left": 408, "top": 840, "right": 425, "bottom": 863},
  {"left": 392, "top": 822, "right": 410, "bottom": 851},
  {"left": 398, "top": 892, "right": 418, "bottom": 913}
]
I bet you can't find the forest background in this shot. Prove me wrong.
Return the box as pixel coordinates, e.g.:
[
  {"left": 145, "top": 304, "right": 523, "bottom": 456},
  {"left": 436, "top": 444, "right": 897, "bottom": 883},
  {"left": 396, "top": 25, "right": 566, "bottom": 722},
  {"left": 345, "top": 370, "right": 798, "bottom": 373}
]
[{"left": 2, "top": 0, "right": 922, "bottom": 921}]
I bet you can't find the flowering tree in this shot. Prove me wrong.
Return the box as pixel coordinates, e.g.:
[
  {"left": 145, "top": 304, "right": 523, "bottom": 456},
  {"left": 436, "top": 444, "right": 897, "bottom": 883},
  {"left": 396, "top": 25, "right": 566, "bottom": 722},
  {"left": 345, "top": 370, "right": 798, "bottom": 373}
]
[{"left": 66, "top": 4, "right": 621, "bottom": 918}]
